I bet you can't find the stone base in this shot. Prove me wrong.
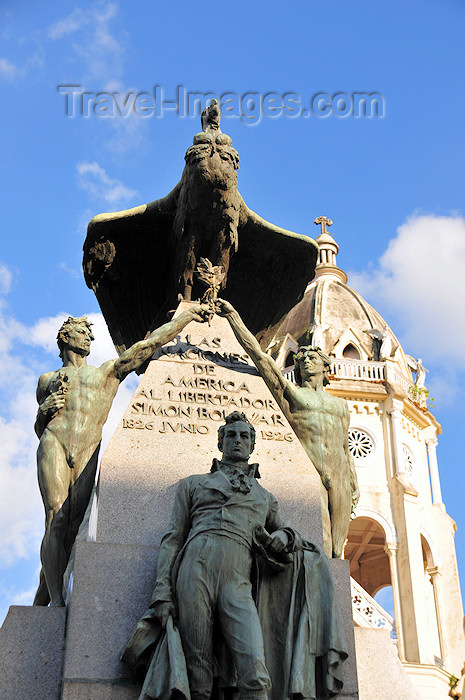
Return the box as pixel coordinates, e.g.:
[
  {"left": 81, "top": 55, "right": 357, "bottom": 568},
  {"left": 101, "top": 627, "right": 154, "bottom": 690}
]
[
  {"left": 62, "top": 681, "right": 140, "bottom": 700},
  {"left": 330, "top": 560, "right": 359, "bottom": 698},
  {"left": 355, "top": 628, "right": 421, "bottom": 699},
  {"left": 0, "top": 605, "right": 67, "bottom": 700},
  {"left": 63, "top": 541, "right": 158, "bottom": 687}
]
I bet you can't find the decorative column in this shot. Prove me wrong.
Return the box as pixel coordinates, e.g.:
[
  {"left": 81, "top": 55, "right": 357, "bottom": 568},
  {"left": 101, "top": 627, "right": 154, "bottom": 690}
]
[
  {"left": 386, "top": 398, "right": 432, "bottom": 662},
  {"left": 427, "top": 566, "right": 447, "bottom": 664},
  {"left": 384, "top": 543, "right": 406, "bottom": 661},
  {"left": 388, "top": 403, "right": 405, "bottom": 476},
  {"left": 426, "top": 438, "right": 443, "bottom": 505}
]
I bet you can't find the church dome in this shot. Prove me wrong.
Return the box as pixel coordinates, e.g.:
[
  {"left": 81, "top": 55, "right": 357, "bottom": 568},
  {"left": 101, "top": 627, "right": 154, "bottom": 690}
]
[
  {"left": 271, "top": 218, "right": 411, "bottom": 376},
  {"left": 275, "top": 277, "right": 389, "bottom": 358}
]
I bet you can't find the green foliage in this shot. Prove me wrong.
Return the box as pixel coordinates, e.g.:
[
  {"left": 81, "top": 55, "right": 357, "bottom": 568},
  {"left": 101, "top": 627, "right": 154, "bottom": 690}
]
[{"left": 408, "top": 385, "right": 435, "bottom": 410}]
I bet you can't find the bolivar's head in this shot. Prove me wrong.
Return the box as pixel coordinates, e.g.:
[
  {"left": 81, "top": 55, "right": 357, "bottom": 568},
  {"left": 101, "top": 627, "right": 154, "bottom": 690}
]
[
  {"left": 218, "top": 411, "right": 256, "bottom": 461},
  {"left": 57, "top": 316, "right": 94, "bottom": 359},
  {"left": 294, "top": 345, "right": 331, "bottom": 387}
]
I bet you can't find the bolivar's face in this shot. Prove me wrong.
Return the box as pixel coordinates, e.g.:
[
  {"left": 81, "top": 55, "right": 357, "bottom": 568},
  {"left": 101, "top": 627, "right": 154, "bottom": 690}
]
[
  {"left": 222, "top": 421, "right": 253, "bottom": 463},
  {"left": 65, "top": 325, "right": 92, "bottom": 356}
]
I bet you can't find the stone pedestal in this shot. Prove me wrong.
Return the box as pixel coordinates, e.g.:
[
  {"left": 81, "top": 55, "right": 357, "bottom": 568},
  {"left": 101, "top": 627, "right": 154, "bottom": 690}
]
[
  {"left": 355, "top": 629, "right": 422, "bottom": 699},
  {"left": 0, "top": 605, "right": 67, "bottom": 700}
]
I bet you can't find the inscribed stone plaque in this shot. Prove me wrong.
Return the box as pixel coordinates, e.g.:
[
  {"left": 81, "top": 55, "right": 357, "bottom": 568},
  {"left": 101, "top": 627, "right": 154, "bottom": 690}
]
[{"left": 95, "top": 302, "right": 324, "bottom": 550}]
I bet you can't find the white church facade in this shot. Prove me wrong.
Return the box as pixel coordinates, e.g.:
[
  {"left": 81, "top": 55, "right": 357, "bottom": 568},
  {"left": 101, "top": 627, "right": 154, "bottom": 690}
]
[{"left": 270, "top": 220, "right": 465, "bottom": 699}]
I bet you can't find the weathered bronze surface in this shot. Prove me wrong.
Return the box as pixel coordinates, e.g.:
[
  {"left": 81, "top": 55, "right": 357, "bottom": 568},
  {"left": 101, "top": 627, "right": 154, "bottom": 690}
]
[
  {"left": 123, "top": 412, "right": 347, "bottom": 700},
  {"left": 83, "top": 101, "right": 318, "bottom": 354},
  {"left": 215, "top": 300, "right": 359, "bottom": 558},
  {"left": 33, "top": 305, "right": 210, "bottom": 607}
]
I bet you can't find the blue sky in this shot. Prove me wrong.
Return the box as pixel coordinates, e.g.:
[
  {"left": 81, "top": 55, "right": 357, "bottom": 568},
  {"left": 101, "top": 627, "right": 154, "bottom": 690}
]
[{"left": 0, "top": 1, "right": 464, "bottom": 622}]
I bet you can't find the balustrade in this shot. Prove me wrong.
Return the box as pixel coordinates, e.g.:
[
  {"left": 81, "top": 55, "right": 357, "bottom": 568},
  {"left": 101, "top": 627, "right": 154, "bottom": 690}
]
[
  {"left": 350, "top": 577, "right": 396, "bottom": 637},
  {"left": 283, "top": 358, "right": 386, "bottom": 383}
]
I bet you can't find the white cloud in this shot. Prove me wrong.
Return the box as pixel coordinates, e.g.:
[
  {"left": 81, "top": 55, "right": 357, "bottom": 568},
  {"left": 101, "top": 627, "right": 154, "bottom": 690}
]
[
  {"left": 48, "top": 2, "right": 124, "bottom": 85},
  {"left": 0, "top": 290, "right": 48, "bottom": 565},
  {"left": 47, "top": 3, "right": 148, "bottom": 155},
  {"left": 47, "top": 9, "right": 86, "bottom": 40},
  {"left": 58, "top": 262, "right": 81, "bottom": 279},
  {"left": 25, "top": 44, "right": 45, "bottom": 72},
  {"left": 29, "top": 312, "right": 69, "bottom": 354},
  {"left": 104, "top": 109, "right": 146, "bottom": 156},
  {"left": 0, "top": 43, "right": 43, "bottom": 83},
  {"left": 0, "top": 564, "right": 42, "bottom": 622},
  {"left": 349, "top": 214, "right": 465, "bottom": 366},
  {"left": 0, "top": 417, "right": 42, "bottom": 565},
  {"left": 0, "top": 263, "right": 13, "bottom": 294},
  {"left": 10, "top": 582, "right": 40, "bottom": 606},
  {"left": 101, "top": 373, "right": 139, "bottom": 452},
  {"left": 0, "top": 3, "right": 119, "bottom": 85},
  {"left": 85, "top": 312, "right": 119, "bottom": 366},
  {"left": 76, "top": 161, "right": 138, "bottom": 208},
  {"left": 0, "top": 57, "right": 18, "bottom": 80}
]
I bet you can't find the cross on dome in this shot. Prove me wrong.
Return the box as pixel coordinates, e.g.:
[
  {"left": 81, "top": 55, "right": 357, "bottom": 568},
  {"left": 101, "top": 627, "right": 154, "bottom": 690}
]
[
  {"left": 314, "top": 216, "right": 333, "bottom": 235},
  {"left": 313, "top": 216, "right": 347, "bottom": 284}
]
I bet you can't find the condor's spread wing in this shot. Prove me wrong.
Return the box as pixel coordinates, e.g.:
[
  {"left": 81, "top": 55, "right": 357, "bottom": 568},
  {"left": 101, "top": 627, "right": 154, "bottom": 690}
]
[
  {"left": 83, "top": 184, "right": 181, "bottom": 354},
  {"left": 83, "top": 188, "right": 318, "bottom": 354},
  {"left": 223, "top": 203, "right": 319, "bottom": 347}
]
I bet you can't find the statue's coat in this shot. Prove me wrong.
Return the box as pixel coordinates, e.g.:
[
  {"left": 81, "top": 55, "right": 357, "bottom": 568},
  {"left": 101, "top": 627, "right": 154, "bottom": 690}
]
[{"left": 122, "top": 544, "right": 347, "bottom": 700}]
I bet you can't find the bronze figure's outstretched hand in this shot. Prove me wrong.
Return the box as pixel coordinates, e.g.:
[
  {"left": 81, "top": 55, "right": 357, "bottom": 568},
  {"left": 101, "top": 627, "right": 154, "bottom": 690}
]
[
  {"left": 214, "top": 298, "right": 235, "bottom": 317},
  {"left": 187, "top": 303, "right": 214, "bottom": 324}
]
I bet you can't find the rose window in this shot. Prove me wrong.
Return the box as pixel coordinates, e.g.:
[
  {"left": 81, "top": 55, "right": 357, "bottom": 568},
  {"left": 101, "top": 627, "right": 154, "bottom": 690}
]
[{"left": 348, "top": 428, "right": 374, "bottom": 459}]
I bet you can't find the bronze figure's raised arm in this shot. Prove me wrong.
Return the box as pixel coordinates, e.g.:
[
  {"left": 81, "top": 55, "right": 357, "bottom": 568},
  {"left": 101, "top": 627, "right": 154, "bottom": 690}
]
[{"left": 33, "top": 304, "right": 211, "bottom": 607}]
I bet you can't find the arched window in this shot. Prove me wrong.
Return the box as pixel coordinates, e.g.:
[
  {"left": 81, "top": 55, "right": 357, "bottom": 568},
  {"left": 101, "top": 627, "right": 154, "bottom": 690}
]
[
  {"left": 343, "top": 343, "right": 360, "bottom": 360},
  {"left": 345, "top": 517, "right": 390, "bottom": 597},
  {"left": 346, "top": 517, "right": 395, "bottom": 636},
  {"left": 373, "top": 585, "right": 394, "bottom": 619},
  {"left": 421, "top": 536, "right": 442, "bottom": 660},
  {"left": 284, "top": 351, "right": 295, "bottom": 367}
]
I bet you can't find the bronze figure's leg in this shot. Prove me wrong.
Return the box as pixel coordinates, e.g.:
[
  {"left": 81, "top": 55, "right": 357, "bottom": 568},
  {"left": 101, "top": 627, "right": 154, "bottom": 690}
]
[
  {"left": 176, "top": 536, "right": 216, "bottom": 700},
  {"left": 65, "top": 445, "right": 100, "bottom": 561},
  {"left": 217, "top": 542, "right": 271, "bottom": 700},
  {"left": 328, "top": 476, "right": 352, "bottom": 558},
  {"left": 319, "top": 481, "right": 332, "bottom": 558},
  {"left": 33, "top": 567, "right": 50, "bottom": 606},
  {"left": 36, "top": 431, "right": 71, "bottom": 607}
]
